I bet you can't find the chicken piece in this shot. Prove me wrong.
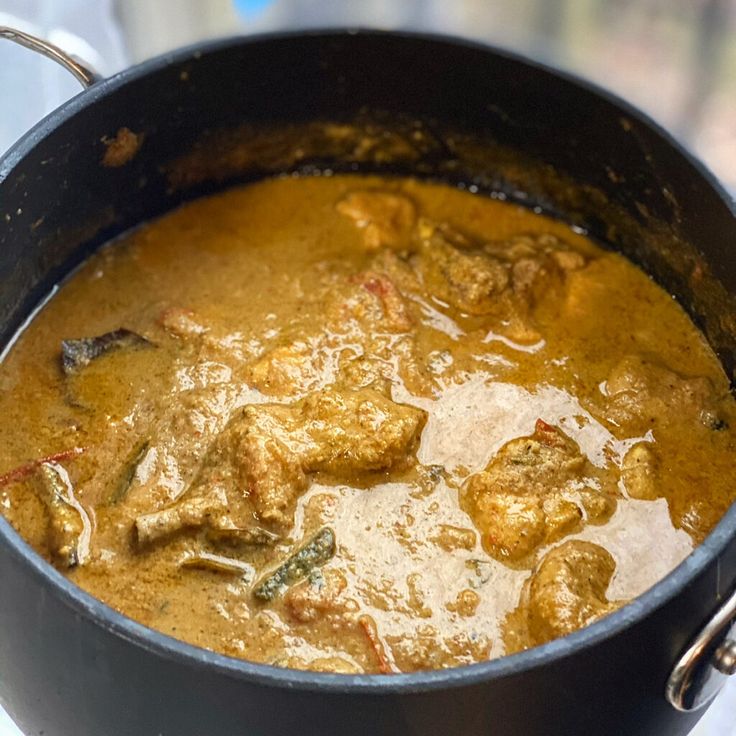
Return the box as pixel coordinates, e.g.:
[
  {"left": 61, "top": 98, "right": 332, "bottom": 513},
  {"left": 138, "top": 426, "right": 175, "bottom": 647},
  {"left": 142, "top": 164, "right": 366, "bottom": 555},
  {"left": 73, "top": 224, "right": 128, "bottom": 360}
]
[
  {"left": 336, "top": 190, "right": 416, "bottom": 250},
  {"left": 335, "top": 336, "right": 432, "bottom": 400},
  {"left": 621, "top": 442, "right": 658, "bottom": 500},
  {"left": 134, "top": 403, "right": 304, "bottom": 542},
  {"left": 338, "top": 356, "right": 392, "bottom": 392},
  {"left": 413, "top": 224, "right": 584, "bottom": 347},
  {"left": 478, "top": 418, "right": 587, "bottom": 494},
  {"left": 327, "top": 271, "right": 413, "bottom": 334},
  {"left": 604, "top": 355, "right": 728, "bottom": 433},
  {"left": 145, "top": 401, "right": 308, "bottom": 536},
  {"left": 522, "top": 540, "right": 623, "bottom": 645},
  {"left": 228, "top": 405, "right": 309, "bottom": 527},
  {"left": 485, "top": 233, "right": 587, "bottom": 308},
  {"left": 462, "top": 419, "right": 617, "bottom": 562},
  {"left": 299, "top": 386, "right": 425, "bottom": 475},
  {"left": 247, "top": 269, "right": 416, "bottom": 398},
  {"left": 355, "top": 272, "right": 413, "bottom": 332},
  {"left": 542, "top": 493, "right": 590, "bottom": 540},
  {"left": 417, "top": 224, "right": 510, "bottom": 316},
  {"left": 121, "top": 384, "right": 244, "bottom": 518},
  {"left": 315, "top": 260, "right": 435, "bottom": 396},
  {"left": 472, "top": 492, "right": 546, "bottom": 561},
  {"left": 247, "top": 340, "right": 330, "bottom": 397},
  {"left": 283, "top": 569, "right": 350, "bottom": 623},
  {"left": 134, "top": 387, "right": 425, "bottom": 544},
  {"left": 135, "top": 486, "right": 229, "bottom": 546},
  {"left": 488, "top": 233, "right": 587, "bottom": 298}
]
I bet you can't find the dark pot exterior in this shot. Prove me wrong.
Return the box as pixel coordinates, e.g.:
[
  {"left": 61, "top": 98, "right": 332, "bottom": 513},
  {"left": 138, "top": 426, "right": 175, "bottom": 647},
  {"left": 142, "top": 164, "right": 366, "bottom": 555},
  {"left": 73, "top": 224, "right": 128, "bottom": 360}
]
[{"left": 0, "top": 32, "right": 735, "bottom": 736}]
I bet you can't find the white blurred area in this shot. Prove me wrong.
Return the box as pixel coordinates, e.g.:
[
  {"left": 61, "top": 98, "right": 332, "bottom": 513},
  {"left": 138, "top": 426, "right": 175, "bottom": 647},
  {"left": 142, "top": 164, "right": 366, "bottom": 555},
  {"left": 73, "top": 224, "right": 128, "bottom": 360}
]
[
  {"left": 0, "top": 0, "right": 127, "bottom": 149},
  {"left": 0, "top": 2, "right": 735, "bottom": 735}
]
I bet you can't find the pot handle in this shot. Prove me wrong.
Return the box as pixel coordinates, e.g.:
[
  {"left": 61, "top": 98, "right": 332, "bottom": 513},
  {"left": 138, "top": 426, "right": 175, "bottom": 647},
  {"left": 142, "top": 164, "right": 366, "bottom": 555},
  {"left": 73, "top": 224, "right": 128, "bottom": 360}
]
[
  {"left": 0, "top": 25, "right": 102, "bottom": 88},
  {"left": 666, "top": 582, "right": 736, "bottom": 711}
]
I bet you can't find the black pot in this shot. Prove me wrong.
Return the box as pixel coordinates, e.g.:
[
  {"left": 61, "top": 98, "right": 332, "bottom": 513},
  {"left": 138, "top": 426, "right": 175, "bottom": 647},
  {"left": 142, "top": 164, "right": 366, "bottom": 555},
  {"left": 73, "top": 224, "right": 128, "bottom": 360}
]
[{"left": 0, "top": 30, "right": 735, "bottom": 736}]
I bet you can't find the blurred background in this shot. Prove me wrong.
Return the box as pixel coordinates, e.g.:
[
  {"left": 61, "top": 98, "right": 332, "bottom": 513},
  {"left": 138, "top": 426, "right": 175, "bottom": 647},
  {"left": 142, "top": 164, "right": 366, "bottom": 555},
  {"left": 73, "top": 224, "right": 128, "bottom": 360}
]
[{"left": 0, "top": 1, "right": 734, "bottom": 734}]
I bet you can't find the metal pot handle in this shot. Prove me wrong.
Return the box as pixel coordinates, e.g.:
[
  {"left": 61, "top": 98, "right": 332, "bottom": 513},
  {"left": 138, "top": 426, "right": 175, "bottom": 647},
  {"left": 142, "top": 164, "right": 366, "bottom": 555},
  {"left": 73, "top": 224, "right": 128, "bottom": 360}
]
[
  {"left": 0, "top": 25, "right": 102, "bottom": 88},
  {"left": 666, "top": 583, "right": 736, "bottom": 711}
]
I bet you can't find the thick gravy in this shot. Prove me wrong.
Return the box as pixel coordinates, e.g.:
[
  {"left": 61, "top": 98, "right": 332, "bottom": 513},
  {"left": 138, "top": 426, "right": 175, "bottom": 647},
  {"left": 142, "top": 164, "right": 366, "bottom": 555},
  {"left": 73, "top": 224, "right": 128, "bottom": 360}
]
[{"left": 0, "top": 175, "right": 734, "bottom": 673}]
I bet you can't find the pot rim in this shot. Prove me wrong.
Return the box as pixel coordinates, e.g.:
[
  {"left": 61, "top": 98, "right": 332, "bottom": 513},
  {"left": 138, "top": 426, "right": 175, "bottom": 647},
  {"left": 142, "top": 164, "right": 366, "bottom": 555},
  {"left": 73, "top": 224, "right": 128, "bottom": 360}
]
[{"left": 1, "top": 28, "right": 735, "bottom": 695}]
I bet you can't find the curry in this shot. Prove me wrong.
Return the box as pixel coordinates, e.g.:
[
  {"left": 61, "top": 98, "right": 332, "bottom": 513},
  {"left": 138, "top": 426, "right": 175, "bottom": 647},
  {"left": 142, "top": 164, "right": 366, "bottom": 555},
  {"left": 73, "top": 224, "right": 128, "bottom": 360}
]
[{"left": 0, "top": 175, "right": 734, "bottom": 674}]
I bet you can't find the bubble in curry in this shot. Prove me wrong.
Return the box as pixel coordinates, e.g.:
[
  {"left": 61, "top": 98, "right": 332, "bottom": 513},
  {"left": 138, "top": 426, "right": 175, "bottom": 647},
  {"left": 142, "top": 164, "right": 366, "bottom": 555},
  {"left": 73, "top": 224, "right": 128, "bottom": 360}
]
[{"left": 0, "top": 175, "right": 734, "bottom": 674}]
